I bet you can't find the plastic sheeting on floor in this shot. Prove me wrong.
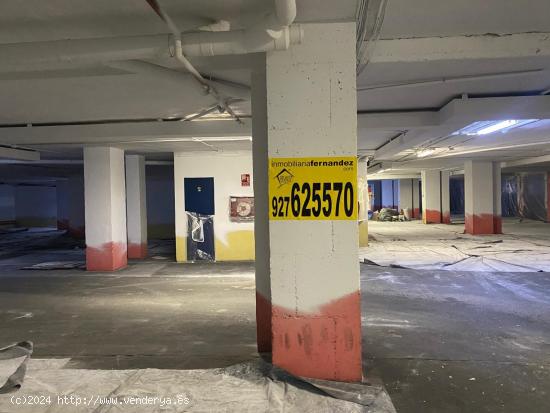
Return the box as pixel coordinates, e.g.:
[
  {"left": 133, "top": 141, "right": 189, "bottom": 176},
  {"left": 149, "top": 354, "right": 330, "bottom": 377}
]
[
  {"left": 361, "top": 220, "right": 550, "bottom": 272},
  {"left": 0, "top": 342, "right": 33, "bottom": 394},
  {"left": 0, "top": 354, "right": 395, "bottom": 413}
]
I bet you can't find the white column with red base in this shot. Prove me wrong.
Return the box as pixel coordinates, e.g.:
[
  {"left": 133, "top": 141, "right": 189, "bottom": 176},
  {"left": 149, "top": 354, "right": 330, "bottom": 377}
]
[
  {"left": 125, "top": 155, "right": 148, "bottom": 259},
  {"left": 465, "top": 160, "right": 502, "bottom": 235},
  {"left": 421, "top": 170, "right": 442, "bottom": 224},
  {"left": 441, "top": 171, "right": 451, "bottom": 224},
  {"left": 493, "top": 163, "right": 502, "bottom": 233},
  {"left": 84, "top": 147, "right": 128, "bottom": 271},
  {"left": 358, "top": 159, "right": 369, "bottom": 247},
  {"left": 252, "top": 22, "right": 361, "bottom": 382},
  {"left": 412, "top": 178, "right": 421, "bottom": 218},
  {"left": 398, "top": 179, "right": 413, "bottom": 216}
]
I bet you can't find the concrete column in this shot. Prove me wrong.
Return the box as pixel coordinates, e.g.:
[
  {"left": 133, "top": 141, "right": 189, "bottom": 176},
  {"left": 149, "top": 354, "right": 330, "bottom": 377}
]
[
  {"left": 441, "top": 171, "right": 451, "bottom": 224},
  {"left": 465, "top": 160, "right": 501, "bottom": 235},
  {"left": 84, "top": 147, "right": 127, "bottom": 271},
  {"left": 252, "top": 23, "right": 361, "bottom": 381},
  {"left": 358, "top": 159, "right": 368, "bottom": 247},
  {"left": 493, "top": 164, "right": 503, "bottom": 233},
  {"left": 412, "top": 178, "right": 421, "bottom": 218},
  {"left": 547, "top": 172, "right": 550, "bottom": 223},
  {"left": 421, "top": 170, "right": 442, "bottom": 224},
  {"left": 125, "top": 155, "right": 148, "bottom": 259},
  {"left": 398, "top": 179, "right": 413, "bottom": 215}
]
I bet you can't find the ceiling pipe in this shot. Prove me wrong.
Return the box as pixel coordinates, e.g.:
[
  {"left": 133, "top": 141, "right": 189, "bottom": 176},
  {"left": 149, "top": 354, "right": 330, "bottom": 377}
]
[
  {"left": 0, "top": 3, "right": 302, "bottom": 72},
  {"left": 244, "top": 0, "right": 298, "bottom": 51},
  {"left": 108, "top": 60, "right": 250, "bottom": 100}
]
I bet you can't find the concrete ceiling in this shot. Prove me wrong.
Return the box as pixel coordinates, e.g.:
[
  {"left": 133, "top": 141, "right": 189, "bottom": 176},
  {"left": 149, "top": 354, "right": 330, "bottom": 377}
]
[
  {"left": 379, "top": 0, "right": 550, "bottom": 39},
  {"left": 0, "top": 0, "right": 550, "bottom": 174}
]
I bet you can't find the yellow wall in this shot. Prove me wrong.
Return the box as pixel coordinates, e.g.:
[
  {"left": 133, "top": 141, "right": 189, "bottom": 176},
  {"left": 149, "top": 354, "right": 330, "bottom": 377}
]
[
  {"left": 176, "top": 236, "right": 187, "bottom": 262},
  {"left": 359, "top": 221, "right": 369, "bottom": 247},
  {"left": 215, "top": 230, "right": 255, "bottom": 261}
]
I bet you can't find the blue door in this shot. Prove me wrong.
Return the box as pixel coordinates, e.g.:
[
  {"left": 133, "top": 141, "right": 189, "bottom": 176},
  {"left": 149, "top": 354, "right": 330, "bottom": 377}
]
[{"left": 184, "top": 177, "right": 215, "bottom": 261}]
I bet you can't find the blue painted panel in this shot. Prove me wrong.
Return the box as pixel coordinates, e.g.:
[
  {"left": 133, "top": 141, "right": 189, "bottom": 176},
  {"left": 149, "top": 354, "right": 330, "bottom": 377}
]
[{"left": 184, "top": 177, "right": 215, "bottom": 215}]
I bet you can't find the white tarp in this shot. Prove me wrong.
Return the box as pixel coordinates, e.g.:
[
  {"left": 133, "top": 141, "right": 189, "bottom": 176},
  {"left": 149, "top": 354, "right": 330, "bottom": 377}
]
[
  {"left": 361, "top": 220, "right": 550, "bottom": 272},
  {"left": 0, "top": 342, "right": 33, "bottom": 394},
  {"left": 0, "top": 354, "right": 395, "bottom": 413}
]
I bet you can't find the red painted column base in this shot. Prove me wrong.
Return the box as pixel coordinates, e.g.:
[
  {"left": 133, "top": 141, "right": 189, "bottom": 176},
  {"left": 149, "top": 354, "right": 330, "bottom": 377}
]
[
  {"left": 442, "top": 211, "right": 451, "bottom": 224},
  {"left": 465, "top": 213, "right": 501, "bottom": 235},
  {"left": 493, "top": 216, "right": 502, "bottom": 234},
  {"left": 272, "top": 291, "right": 363, "bottom": 382},
  {"left": 412, "top": 208, "right": 420, "bottom": 219},
  {"left": 128, "top": 242, "right": 148, "bottom": 259},
  {"left": 256, "top": 292, "right": 272, "bottom": 353},
  {"left": 86, "top": 242, "right": 128, "bottom": 271},
  {"left": 424, "top": 209, "right": 442, "bottom": 224}
]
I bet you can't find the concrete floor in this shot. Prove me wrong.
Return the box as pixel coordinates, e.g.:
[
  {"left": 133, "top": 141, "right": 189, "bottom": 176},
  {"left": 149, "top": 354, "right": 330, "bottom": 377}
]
[{"left": 0, "top": 233, "right": 549, "bottom": 412}]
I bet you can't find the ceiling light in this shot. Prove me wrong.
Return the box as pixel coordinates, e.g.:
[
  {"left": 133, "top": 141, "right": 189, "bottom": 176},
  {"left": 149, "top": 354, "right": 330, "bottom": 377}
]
[
  {"left": 416, "top": 148, "right": 436, "bottom": 158},
  {"left": 476, "top": 120, "right": 518, "bottom": 135},
  {"left": 453, "top": 119, "right": 539, "bottom": 136}
]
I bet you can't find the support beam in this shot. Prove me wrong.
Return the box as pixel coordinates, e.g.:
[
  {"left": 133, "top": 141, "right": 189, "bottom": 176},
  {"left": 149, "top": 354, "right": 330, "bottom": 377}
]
[
  {"left": 493, "top": 164, "right": 502, "bottom": 234},
  {"left": 369, "top": 32, "right": 550, "bottom": 63},
  {"left": 358, "top": 159, "right": 368, "bottom": 247},
  {"left": 125, "top": 155, "right": 148, "bottom": 259},
  {"left": 0, "top": 146, "right": 39, "bottom": 161},
  {"left": 412, "top": 178, "right": 421, "bottom": 219},
  {"left": 84, "top": 147, "right": 127, "bottom": 271},
  {"left": 441, "top": 171, "right": 451, "bottom": 224},
  {"left": 398, "top": 179, "right": 414, "bottom": 218},
  {"left": 464, "top": 161, "right": 501, "bottom": 235},
  {"left": 252, "top": 22, "right": 361, "bottom": 381},
  {"left": 0, "top": 119, "right": 251, "bottom": 146},
  {"left": 421, "top": 170, "right": 442, "bottom": 224},
  {"left": 502, "top": 154, "right": 550, "bottom": 169}
]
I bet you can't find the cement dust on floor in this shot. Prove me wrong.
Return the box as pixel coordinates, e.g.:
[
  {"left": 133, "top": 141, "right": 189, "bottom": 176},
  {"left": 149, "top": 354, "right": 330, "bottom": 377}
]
[
  {"left": 0, "top": 265, "right": 258, "bottom": 370},
  {"left": 362, "top": 264, "right": 550, "bottom": 413},
  {"left": 1, "top": 232, "right": 549, "bottom": 411},
  {"left": 362, "top": 218, "right": 550, "bottom": 272}
]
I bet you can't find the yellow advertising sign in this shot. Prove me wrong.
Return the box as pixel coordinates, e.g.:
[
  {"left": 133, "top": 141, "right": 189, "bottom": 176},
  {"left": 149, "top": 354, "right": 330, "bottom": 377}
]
[{"left": 269, "top": 156, "right": 357, "bottom": 220}]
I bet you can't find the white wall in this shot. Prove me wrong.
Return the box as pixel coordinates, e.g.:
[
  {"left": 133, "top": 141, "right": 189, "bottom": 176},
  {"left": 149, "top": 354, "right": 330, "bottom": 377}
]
[
  {"left": 0, "top": 184, "right": 15, "bottom": 223},
  {"left": 174, "top": 151, "right": 254, "bottom": 261}
]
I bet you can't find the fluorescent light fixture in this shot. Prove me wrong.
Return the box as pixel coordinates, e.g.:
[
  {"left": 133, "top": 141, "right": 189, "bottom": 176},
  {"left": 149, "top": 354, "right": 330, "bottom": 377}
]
[
  {"left": 453, "top": 119, "right": 539, "bottom": 136},
  {"left": 416, "top": 148, "right": 436, "bottom": 158},
  {"left": 192, "top": 136, "right": 252, "bottom": 142},
  {"left": 476, "top": 120, "right": 518, "bottom": 135}
]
